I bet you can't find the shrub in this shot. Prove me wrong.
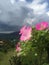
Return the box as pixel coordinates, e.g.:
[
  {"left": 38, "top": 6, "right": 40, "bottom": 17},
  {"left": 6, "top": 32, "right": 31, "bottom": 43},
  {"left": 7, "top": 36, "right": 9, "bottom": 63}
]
[{"left": 10, "top": 21, "right": 49, "bottom": 65}]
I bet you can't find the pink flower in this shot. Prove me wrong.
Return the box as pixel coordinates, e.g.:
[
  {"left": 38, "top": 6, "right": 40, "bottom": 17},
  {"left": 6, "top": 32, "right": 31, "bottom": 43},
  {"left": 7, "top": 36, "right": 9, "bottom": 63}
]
[
  {"left": 19, "top": 25, "right": 26, "bottom": 34},
  {"left": 47, "top": 26, "right": 49, "bottom": 30},
  {"left": 16, "top": 43, "right": 22, "bottom": 52},
  {"left": 36, "top": 22, "right": 48, "bottom": 30},
  {"left": 19, "top": 26, "right": 32, "bottom": 41}
]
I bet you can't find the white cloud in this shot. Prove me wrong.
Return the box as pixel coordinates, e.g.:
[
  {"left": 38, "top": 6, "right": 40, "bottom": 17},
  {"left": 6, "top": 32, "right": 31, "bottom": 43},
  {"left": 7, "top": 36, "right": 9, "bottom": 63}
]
[
  {"left": 0, "top": 0, "right": 27, "bottom": 24},
  {"left": 0, "top": 0, "right": 49, "bottom": 32},
  {"left": 10, "top": 0, "right": 15, "bottom": 4},
  {"left": 0, "top": 0, "right": 48, "bottom": 24},
  {"left": 23, "top": 0, "right": 49, "bottom": 25},
  {"left": 46, "top": 11, "right": 49, "bottom": 16},
  {"left": 27, "top": 0, "right": 48, "bottom": 14},
  {"left": 24, "top": 18, "right": 36, "bottom": 25},
  {"left": 0, "top": 9, "right": 2, "bottom": 14},
  {"left": 19, "top": 0, "right": 25, "bottom": 2}
]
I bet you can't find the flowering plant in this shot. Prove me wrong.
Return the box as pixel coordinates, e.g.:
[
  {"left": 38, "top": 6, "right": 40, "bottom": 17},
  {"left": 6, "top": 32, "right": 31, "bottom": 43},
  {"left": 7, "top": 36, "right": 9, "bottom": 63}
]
[{"left": 10, "top": 21, "right": 49, "bottom": 65}]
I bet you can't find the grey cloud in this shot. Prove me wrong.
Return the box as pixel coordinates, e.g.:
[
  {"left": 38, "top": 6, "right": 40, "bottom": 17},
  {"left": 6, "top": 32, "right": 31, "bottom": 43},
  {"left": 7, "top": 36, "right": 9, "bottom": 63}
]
[
  {"left": 0, "top": 0, "right": 30, "bottom": 32},
  {"left": 7, "top": 7, "right": 30, "bottom": 26},
  {"left": 0, "top": 0, "right": 49, "bottom": 33}
]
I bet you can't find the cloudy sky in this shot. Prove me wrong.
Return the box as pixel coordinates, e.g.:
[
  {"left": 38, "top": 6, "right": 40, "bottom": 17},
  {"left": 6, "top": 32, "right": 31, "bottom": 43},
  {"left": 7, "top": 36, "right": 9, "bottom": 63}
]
[{"left": 0, "top": 0, "right": 49, "bottom": 33}]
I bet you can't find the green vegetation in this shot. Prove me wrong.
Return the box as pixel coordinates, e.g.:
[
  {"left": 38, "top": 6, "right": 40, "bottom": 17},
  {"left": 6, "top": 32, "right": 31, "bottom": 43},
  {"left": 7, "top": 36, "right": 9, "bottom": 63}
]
[
  {"left": 9, "top": 28, "right": 49, "bottom": 65},
  {"left": 0, "top": 48, "right": 15, "bottom": 65},
  {"left": 0, "top": 26, "right": 49, "bottom": 65},
  {"left": 0, "top": 31, "right": 20, "bottom": 65}
]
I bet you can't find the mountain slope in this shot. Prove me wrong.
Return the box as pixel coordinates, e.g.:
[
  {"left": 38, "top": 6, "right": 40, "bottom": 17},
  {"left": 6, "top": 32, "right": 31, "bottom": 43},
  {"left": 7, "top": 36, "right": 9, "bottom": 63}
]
[{"left": 0, "top": 31, "right": 20, "bottom": 40}]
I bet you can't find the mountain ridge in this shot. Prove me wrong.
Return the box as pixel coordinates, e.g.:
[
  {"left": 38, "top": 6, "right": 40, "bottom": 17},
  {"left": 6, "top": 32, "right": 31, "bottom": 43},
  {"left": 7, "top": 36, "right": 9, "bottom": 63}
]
[{"left": 0, "top": 31, "right": 20, "bottom": 40}]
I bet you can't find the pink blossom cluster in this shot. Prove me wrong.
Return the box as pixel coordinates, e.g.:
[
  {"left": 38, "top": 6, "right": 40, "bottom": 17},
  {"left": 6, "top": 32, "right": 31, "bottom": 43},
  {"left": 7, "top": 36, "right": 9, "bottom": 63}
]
[
  {"left": 16, "top": 26, "right": 32, "bottom": 52},
  {"left": 16, "top": 43, "right": 22, "bottom": 52},
  {"left": 36, "top": 22, "right": 48, "bottom": 30},
  {"left": 16, "top": 21, "right": 48, "bottom": 52},
  {"left": 19, "top": 26, "right": 32, "bottom": 41}
]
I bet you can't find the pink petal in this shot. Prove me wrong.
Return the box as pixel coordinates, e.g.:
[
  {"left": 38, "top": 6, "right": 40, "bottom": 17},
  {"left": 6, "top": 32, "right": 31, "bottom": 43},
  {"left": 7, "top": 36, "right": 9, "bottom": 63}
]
[{"left": 35, "top": 21, "right": 48, "bottom": 30}]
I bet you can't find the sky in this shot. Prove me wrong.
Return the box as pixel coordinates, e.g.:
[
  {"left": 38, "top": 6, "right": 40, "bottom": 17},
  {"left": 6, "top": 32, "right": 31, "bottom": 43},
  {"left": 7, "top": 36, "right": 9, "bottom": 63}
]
[{"left": 0, "top": 0, "right": 49, "bottom": 33}]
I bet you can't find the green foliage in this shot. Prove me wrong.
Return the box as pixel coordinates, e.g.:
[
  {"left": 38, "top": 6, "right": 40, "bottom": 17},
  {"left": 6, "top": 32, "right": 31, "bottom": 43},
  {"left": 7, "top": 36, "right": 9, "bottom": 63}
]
[
  {"left": 10, "top": 28, "right": 49, "bottom": 65},
  {"left": 0, "top": 38, "right": 19, "bottom": 52}
]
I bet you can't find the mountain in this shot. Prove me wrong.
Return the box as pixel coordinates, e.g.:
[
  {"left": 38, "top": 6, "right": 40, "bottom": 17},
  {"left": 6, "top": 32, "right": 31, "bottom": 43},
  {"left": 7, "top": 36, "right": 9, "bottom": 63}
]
[
  {"left": 0, "top": 21, "right": 21, "bottom": 40},
  {"left": 0, "top": 31, "right": 20, "bottom": 40}
]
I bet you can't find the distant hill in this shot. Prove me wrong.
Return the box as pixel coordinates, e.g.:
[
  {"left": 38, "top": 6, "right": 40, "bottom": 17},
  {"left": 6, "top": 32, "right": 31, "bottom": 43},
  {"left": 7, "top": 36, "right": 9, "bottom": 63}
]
[
  {"left": 0, "top": 31, "right": 20, "bottom": 40},
  {"left": 0, "top": 21, "right": 21, "bottom": 31}
]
